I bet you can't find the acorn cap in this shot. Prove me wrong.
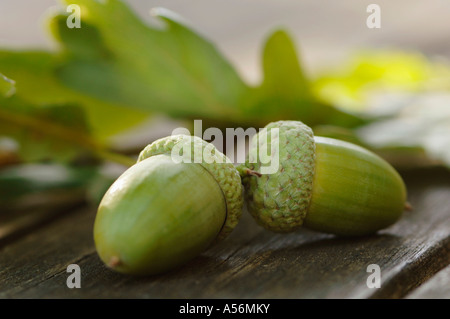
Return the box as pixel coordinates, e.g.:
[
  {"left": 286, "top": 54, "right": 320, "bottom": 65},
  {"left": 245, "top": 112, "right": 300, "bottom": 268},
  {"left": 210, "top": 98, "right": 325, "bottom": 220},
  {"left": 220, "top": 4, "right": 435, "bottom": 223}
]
[
  {"left": 242, "top": 121, "right": 316, "bottom": 232},
  {"left": 138, "top": 135, "right": 243, "bottom": 240}
]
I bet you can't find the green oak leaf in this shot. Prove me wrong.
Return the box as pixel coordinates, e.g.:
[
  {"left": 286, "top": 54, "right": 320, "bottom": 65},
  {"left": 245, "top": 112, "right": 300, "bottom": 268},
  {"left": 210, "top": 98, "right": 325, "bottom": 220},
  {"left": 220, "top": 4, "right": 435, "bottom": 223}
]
[
  {"left": 243, "top": 30, "right": 366, "bottom": 128},
  {"left": 0, "top": 74, "right": 134, "bottom": 165},
  {"left": 0, "top": 75, "right": 89, "bottom": 162},
  {"left": 1, "top": 0, "right": 367, "bottom": 166},
  {"left": 312, "top": 50, "right": 450, "bottom": 113},
  {"left": 51, "top": 1, "right": 248, "bottom": 122},
  {"left": 0, "top": 51, "right": 148, "bottom": 142},
  {"left": 51, "top": 0, "right": 364, "bottom": 128}
]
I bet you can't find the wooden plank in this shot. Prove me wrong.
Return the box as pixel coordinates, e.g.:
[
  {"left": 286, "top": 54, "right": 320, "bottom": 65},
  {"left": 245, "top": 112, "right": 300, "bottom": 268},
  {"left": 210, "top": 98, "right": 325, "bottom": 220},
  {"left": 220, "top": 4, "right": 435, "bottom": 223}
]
[
  {"left": 0, "top": 168, "right": 449, "bottom": 298},
  {"left": 0, "top": 207, "right": 95, "bottom": 297},
  {"left": 406, "top": 265, "right": 450, "bottom": 299},
  {"left": 0, "top": 194, "right": 85, "bottom": 249}
]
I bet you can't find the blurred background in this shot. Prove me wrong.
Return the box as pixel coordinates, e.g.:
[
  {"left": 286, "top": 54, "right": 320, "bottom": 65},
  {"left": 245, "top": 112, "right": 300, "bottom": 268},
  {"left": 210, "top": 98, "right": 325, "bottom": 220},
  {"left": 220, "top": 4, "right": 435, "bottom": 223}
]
[
  {"left": 1, "top": 0, "right": 450, "bottom": 82},
  {"left": 0, "top": 0, "right": 449, "bottom": 213}
]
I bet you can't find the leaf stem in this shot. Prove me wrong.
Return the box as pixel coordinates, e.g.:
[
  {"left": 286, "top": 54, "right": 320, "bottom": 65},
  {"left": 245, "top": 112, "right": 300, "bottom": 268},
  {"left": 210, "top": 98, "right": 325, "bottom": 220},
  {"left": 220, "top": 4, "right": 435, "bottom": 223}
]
[{"left": 0, "top": 106, "right": 136, "bottom": 167}]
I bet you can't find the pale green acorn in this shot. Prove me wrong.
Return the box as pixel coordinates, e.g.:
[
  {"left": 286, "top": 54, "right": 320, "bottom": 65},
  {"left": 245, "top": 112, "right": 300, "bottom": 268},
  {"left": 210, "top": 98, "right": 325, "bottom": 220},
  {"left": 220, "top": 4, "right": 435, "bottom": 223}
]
[
  {"left": 94, "top": 135, "right": 243, "bottom": 275},
  {"left": 240, "top": 121, "right": 408, "bottom": 236}
]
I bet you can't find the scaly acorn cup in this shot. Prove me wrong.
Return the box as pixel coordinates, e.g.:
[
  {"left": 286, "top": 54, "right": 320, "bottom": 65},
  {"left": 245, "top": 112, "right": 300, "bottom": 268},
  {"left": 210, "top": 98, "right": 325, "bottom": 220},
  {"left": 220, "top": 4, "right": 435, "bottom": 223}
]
[
  {"left": 94, "top": 135, "right": 243, "bottom": 275},
  {"left": 239, "top": 120, "right": 408, "bottom": 236}
]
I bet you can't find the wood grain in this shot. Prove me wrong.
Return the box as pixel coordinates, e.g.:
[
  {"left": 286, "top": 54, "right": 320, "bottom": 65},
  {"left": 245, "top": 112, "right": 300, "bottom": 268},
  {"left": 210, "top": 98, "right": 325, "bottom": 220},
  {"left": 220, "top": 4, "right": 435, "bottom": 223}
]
[
  {"left": 406, "top": 265, "right": 450, "bottom": 299},
  {"left": 0, "top": 168, "right": 449, "bottom": 298},
  {"left": 0, "top": 197, "right": 85, "bottom": 249}
]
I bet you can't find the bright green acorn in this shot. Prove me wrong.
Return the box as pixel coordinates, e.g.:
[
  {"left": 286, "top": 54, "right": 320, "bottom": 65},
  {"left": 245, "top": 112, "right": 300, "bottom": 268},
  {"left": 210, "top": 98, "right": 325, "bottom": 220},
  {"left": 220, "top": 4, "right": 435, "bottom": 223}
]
[
  {"left": 94, "top": 135, "right": 243, "bottom": 275},
  {"left": 240, "top": 120, "right": 408, "bottom": 236}
]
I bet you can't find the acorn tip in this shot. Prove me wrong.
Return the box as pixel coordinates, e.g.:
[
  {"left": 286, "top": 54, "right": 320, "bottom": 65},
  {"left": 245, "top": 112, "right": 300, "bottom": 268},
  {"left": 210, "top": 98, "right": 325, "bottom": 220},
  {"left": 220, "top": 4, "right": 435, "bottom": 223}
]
[
  {"left": 108, "top": 256, "right": 121, "bottom": 268},
  {"left": 404, "top": 202, "right": 413, "bottom": 211}
]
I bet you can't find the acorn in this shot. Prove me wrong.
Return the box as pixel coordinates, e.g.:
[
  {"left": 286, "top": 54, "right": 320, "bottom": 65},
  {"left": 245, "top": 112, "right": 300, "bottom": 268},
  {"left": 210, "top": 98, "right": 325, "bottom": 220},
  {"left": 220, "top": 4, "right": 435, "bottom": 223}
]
[
  {"left": 94, "top": 135, "right": 243, "bottom": 275},
  {"left": 240, "top": 120, "right": 408, "bottom": 236}
]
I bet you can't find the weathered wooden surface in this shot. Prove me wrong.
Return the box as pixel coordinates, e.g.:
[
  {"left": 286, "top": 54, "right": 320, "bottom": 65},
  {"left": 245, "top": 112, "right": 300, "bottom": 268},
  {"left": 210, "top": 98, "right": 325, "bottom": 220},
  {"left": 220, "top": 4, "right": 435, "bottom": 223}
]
[
  {"left": 0, "top": 196, "right": 85, "bottom": 249},
  {"left": 406, "top": 265, "right": 450, "bottom": 299},
  {"left": 0, "top": 168, "right": 449, "bottom": 298}
]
